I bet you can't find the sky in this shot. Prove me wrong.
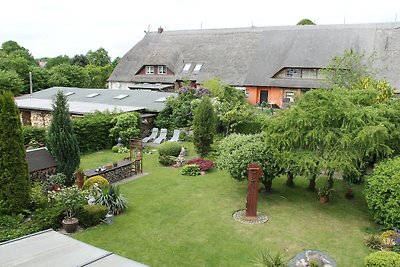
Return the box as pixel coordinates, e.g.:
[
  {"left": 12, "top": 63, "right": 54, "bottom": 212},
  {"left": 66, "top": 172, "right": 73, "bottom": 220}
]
[{"left": 1, "top": 0, "right": 400, "bottom": 60}]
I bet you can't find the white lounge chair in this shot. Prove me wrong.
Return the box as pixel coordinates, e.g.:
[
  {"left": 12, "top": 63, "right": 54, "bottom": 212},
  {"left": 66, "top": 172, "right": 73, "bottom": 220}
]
[
  {"left": 153, "top": 128, "right": 167, "bottom": 144},
  {"left": 142, "top": 128, "right": 159, "bottom": 143},
  {"left": 168, "top": 129, "right": 180, "bottom": 142}
]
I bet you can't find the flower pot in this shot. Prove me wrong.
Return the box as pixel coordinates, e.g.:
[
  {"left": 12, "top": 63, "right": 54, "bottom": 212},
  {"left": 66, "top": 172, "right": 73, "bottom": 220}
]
[
  {"left": 62, "top": 217, "right": 79, "bottom": 233},
  {"left": 319, "top": 196, "right": 328, "bottom": 204}
]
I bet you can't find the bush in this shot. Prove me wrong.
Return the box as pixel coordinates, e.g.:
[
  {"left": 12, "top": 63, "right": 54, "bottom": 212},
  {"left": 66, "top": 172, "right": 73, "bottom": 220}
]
[
  {"left": 0, "top": 214, "right": 40, "bottom": 242},
  {"left": 193, "top": 97, "right": 216, "bottom": 156},
  {"left": 380, "top": 230, "right": 400, "bottom": 249},
  {"left": 181, "top": 164, "right": 200, "bottom": 176},
  {"left": 158, "top": 142, "right": 182, "bottom": 157},
  {"left": 32, "top": 204, "right": 64, "bottom": 230},
  {"left": 95, "top": 185, "right": 127, "bottom": 215},
  {"left": 366, "top": 235, "right": 382, "bottom": 250},
  {"left": 49, "top": 173, "right": 66, "bottom": 186},
  {"left": 112, "top": 145, "right": 120, "bottom": 153},
  {"left": 83, "top": 175, "right": 110, "bottom": 190},
  {"left": 77, "top": 204, "right": 108, "bottom": 228},
  {"left": 159, "top": 155, "right": 176, "bottom": 166},
  {"left": 365, "top": 251, "right": 400, "bottom": 267},
  {"left": 365, "top": 157, "right": 400, "bottom": 228},
  {"left": 233, "top": 120, "right": 262, "bottom": 135},
  {"left": 186, "top": 158, "right": 214, "bottom": 171},
  {"left": 73, "top": 112, "right": 117, "bottom": 153},
  {"left": 22, "top": 125, "right": 46, "bottom": 146},
  {"left": 252, "top": 250, "right": 287, "bottom": 267},
  {"left": 30, "top": 182, "right": 48, "bottom": 210}
]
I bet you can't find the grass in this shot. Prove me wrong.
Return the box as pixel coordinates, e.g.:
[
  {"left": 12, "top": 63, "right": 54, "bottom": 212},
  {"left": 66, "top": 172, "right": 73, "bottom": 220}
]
[{"left": 74, "top": 144, "right": 376, "bottom": 266}]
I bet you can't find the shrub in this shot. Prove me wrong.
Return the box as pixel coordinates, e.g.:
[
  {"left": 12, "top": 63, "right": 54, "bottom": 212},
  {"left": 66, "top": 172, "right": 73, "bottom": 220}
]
[
  {"left": 77, "top": 204, "right": 108, "bottom": 228},
  {"left": 365, "top": 157, "right": 400, "bottom": 228},
  {"left": 252, "top": 250, "right": 287, "bottom": 267},
  {"left": 233, "top": 120, "right": 262, "bottom": 135},
  {"left": 95, "top": 185, "right": 127, "bottom": 215},
  {"left": 32, "top": 204, "right": 64, "bottom": 230},
  {"left": 30, "top": 182, "right": 48, "bottom": 210},
  {"left": 181, "top": 164, "right": 200, "bottom": 176},
  {"left": 109, "top": 112, "right": 140, "bottom": 142},
  {"left": 49, "top": 173, "right": 66, "bottom": 186},
  {"left": 193, "top": 97, "right": 216, "bottom": 156},
  {"left": 158, "top": 142, "right": 182, "bottom": 157},
  {"left": 73, "top": 112, "right": 116, "bottom": 153},
  {"left": 49, "top": 186, "right": 86, "bottom": 219},
  {"left": 380, "top": 230, "right": 400, "bottom": 249},
  {"left": 186, "top": 158, "right": 214, "bottom": 172},
  {"left": 159, "top": 155, "right": 176, "bottom": 166},
  {"left": 366, "top": 235, "right": 382, "bottom": 250},
  {"left": 112, "top": 145, "right": 120, "bottom": 153},
  {"left": 83, "top": 175, "right": 109, "bottom": 190},
  {"left": 22, "top": 125, "right": 46, "bottom": 146},
  {"left": 365, "top": 251, "right": 400, "bottom": 267},
  {"left": 0, "top": 214, "right": 40, "bottom": 242}
]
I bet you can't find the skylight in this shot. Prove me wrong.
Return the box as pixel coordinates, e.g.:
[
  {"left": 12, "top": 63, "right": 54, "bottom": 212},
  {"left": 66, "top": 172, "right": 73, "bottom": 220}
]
[
  {"left": 64, "top": 92, "right": 75, "bottom": 96},
  {"left": 182, "top": 63, "right": 191, "bottom": 72},
  {"left": 154, "top": 97, "right": 167, "bottom": 103},
  {"left": 86, "top": 93, "right": 100, "bottom": 98},
  {"left": 193, "top": 64, "right": 202, "bottom": 72},
  {"left": 113, "top": 94, "right": 129, "bottom": 100}
]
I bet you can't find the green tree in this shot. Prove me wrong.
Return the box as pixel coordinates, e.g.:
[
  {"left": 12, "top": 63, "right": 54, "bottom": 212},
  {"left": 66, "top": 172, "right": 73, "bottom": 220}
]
[
  {"left": 297, "top": 19, "right": 316, "bottom": 25},
  {"left": 0, "top": 70, "right": 24, "bottom": 95},
  {"left": 109, "top": 112, "right": 141, "bottom": 142},
  {"left": 0, "top": 91, "right": 30, "bottom": 212},
  {"left": 45, "top": 55, "right": 70, "bottom": 69},
  {"left": 86, "top": 48, "right": 111, "bottom": 67},
  {"left": 70, "top": 54, "right": 89, "bottom": 67},
  {"left": 193, "top": 97, "right": 216, "bottom": 156},
  {"left": 30, "top": 66, "right": 50, "bottom": 92},
  {"left": 48, "top": 63, "right": 89, "bottom": 88},
  {"left": 47, "top": 91, "right": 80, "bottom": 186},
  {"left": 85, "top": 64, "right": 113, "bottom": 88}
]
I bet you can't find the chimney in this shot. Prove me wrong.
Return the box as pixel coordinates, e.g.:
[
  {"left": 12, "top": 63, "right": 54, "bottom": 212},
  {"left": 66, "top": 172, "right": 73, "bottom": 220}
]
[{"left": 158, "top": 26, "right": 164, "bottom": 33}]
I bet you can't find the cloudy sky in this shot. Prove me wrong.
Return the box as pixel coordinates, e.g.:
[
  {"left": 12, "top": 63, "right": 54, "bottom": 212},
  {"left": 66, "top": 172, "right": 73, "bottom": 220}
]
[{"left": 1, "top": 0, "right": 399, "bottom": 59}]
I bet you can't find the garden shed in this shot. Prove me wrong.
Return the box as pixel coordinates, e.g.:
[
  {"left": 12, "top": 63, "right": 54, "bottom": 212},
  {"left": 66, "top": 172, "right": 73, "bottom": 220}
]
[
  {"left": 0, "top": 229, "right": 148, "bottom": 267},
  {"left": 26, "top": 147, "right": 57, "bottom": 183}
]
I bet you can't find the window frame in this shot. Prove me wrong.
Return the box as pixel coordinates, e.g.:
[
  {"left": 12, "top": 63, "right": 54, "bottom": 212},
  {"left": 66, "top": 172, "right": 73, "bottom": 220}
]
[
  {"left": 146, "top": 66, "right": 154, "bottom": 75},
  {"left": 158, "top": 65, "right": 166, "bottom": 75}
]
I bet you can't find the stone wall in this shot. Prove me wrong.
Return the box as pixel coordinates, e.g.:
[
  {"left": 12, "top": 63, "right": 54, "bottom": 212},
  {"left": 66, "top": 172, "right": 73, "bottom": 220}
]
[
  {"left": 84, "top": 160, "right": 133, "bottom": 184},
  {"left": 31, "top": 111, "right": 52, "bottom": 127}
]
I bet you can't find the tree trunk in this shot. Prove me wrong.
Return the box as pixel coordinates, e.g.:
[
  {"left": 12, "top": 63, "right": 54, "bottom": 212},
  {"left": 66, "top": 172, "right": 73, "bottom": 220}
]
[
  {"left": 308, "top": 174, "right": 317, "bottom": 191},
  {"left": 286, "top": 172, "right": 295, "bottom": 187},
  {"left": 328, "top": 171, "right": 334, "bottom": 189},
  {"left": 262, "top": 179, "right": 273, "bottom": 192}
]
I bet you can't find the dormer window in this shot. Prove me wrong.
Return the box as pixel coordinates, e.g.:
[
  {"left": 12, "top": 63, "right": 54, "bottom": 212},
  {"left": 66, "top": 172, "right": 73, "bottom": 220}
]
[
  {"left": 146, "top": 66, "right": 154, "bottom": 74},
  {"left": 182, "top": 63, "right": 191, "bottom": 72},
  {"left": 158, "top": 66, "right": 166, "bottom": 74},
  {"left": 286, "top": 68, "right": 301, "bottom": 78}
]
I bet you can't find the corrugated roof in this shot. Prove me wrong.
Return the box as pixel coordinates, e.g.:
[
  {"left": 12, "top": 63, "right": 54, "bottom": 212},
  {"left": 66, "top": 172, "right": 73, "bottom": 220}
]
[
  {"left": 109, "top": 23, "right": 400, "bottom": 91},
  {"left": 16, "top": 87, "right": 177, "bottom": 112},
  {"left": 0, "top": 230, "right": 148, "bottom": 267},
  {"left": 26, "top": 147, "right": 56, "bottom": 172}
]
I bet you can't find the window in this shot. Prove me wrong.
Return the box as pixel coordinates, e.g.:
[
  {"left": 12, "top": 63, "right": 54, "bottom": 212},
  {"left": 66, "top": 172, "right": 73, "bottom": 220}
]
[
  {"left": 114, "top": 94, "right": 129, "bottom": 100},
  {"left": 182, "top": 63, "right": 191, "bottom": 72},
  {"left": 193, "top": 64, "right": 202, "bottom": 72},
  {"left": 86, "top": 93, "right": 100, "bottom": 98},
  {"left": 285, "top": 91, "right": 295, "bottom": 102},
  {"left": 146, "top": 66, "right": 154, "bottom": 74},
  {"left": 302, "top": 69, "right": 317, "bottom": 79},
  {"left": 158, "top": 66, "right": 166, "bottom": 74},
  {"left": 286, "top": 68, "right": 301, "bottom": 78}
]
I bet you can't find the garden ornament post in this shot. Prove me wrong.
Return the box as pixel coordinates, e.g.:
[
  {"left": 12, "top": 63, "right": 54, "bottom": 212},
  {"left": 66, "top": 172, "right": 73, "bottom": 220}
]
[{"left": 245, "top": 163, "right": 262, "bottom": 219}]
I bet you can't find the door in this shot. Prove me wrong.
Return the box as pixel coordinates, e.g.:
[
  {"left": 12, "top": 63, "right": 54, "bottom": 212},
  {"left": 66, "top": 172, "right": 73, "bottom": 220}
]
[{"left": 259, "top": 90, "right": 269, "bottom": 105}]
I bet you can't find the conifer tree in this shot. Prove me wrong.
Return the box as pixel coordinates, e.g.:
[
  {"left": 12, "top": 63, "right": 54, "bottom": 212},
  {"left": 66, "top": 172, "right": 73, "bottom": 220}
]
[
  {"left": 47, "top": 91, "right": 80, "bottom": 186},
  {"left": 193, "top": 97, "right": 216, "bottom": 157},
  {"left": 0, "top": 91, "right": 30, "bottom": 211}
]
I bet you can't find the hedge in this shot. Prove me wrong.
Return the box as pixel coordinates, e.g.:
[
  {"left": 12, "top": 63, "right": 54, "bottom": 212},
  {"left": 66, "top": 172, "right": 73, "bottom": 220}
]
[
  {"left": 365, "top": 251, "right": 400, "bottom": 267},
  {"left": 22, "top": 125, "right": 46, "bottom": 146}
]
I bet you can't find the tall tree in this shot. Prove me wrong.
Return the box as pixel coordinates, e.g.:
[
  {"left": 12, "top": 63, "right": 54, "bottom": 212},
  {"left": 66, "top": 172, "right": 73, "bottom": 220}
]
[
  {"left": 48, "top": 63, "right": 88, "bottom": 88},
  {"left": 47, "top": 91, "right": 80, "bottom": 186},
  {"left": 70, "top": 54, "right": 89, "bottom": 67},
  {"left": 0, "top": 70, "right": 24, "bottom": 95},
  {"left": 0, "top": 91, "right": 30, "bottom": 212},
  {"left": 193, "top": 97, "right": 216, "bottom": 156},
  {"left": 86, "top": 48, "right": 111, "bottom": 67}
]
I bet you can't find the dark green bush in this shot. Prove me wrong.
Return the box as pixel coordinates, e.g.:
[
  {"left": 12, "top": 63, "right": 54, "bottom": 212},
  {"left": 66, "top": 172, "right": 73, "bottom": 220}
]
[
  {"left": 72, "top": 112, "right": 117, "bottom": 153},
  {"left": 365, "top": 251, "right": 400, "bottom": 267},
  {"left": 233, "top": 120, "right": 262, "bottom": 134},
  {"left": 77, "top": 204, "right": 108, "bottom": 228},
  {"left": 181, "top": 164, "right": 200, "bottom": 176},
  {"left": 158, "top": 142, "right": 182, "bottom": 157},
  {"left": 22, "top": 125, "right": 46, "bottom": 146},
  {"left": 29, "top": 182, "right": 48, "bottom": 210},
  {"left": 159, "top": 155, "right": 176, "bottom": 166},
  {"left": 0, "top": 214, "right": 41, "bottom": 242},
  {"left": 32, "top": 204, "right": 64, "bottom": 230},
  {"left": 365, "top": 157, "right": 400, "bottom": 228}
]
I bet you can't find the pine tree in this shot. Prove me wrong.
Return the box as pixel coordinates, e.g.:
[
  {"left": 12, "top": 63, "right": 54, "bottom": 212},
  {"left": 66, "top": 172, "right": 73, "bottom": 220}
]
[
  {"left": 0, "top": 91, "right": 30, "bottom": 211},
  {"left": 47, "top": 91, "right": 80, "bottom": 186},
  {"left": 193, "top": 97, "right": 216, "bottom": 157}
]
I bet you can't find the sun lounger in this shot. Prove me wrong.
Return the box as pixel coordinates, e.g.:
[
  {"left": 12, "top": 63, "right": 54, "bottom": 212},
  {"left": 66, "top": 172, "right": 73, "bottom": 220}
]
[
  {"left": 168, "top": 129, "right": 180, "bottom": 142},
  {"left": 153, "top": 128, "right": 167, "bottom": 144},
  {"left": 142, "top": 128, "right": 159, "bottom": 143}
]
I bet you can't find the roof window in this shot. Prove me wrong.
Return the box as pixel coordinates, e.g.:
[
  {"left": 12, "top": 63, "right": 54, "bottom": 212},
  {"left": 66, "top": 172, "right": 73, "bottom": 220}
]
[
  {"left": 64, "top": 92, "right": 75, "bottom": 96},
  {"left": 114, "top": 94, "right": 129, "bottom": 100},
  {"left": 182, "top": 63, "right": 191, "bottom": 72},
  {"left": 154, "top": 97, "right": 167, "bottom": 103},
  {"left": 193, "top": 64, "right": 202, "bottom": 72},
  {"left": 86, "top": 93, "right": 100, "bottom": 98}
]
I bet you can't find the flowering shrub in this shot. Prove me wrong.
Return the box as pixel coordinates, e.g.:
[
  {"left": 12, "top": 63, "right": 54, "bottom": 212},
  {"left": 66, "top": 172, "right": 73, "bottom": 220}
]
[
  {"left": 178, "top": 86, "right": 211, "bottom": 98},
  {"left": 186, "top": 158, "right": 214, "bottom": 172}
]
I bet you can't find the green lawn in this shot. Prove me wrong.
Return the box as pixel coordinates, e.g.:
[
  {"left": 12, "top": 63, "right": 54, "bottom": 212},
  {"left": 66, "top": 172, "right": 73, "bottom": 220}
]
[{"left": 75, "top": 145, "right": 376, "bottom": 266}]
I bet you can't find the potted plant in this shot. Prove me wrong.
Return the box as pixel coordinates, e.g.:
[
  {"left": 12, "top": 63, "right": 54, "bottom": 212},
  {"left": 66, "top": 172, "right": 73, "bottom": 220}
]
[
  {"left": 49, "top": 173, "right": 66, "bottom": 192},
  {"left": 113, "top": 161, "right": 118, "bottom": 167},
  {"left": 318, "top": 186, "right": 334, "bottom": 204},
  {"left": 58, "top": 186, "right": 85, "bottom": 233}
]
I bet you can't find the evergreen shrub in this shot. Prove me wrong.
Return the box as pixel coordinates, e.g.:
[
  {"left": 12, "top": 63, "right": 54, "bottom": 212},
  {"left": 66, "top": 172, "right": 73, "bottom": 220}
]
[
  {"left": 158, "top": 142, "right": 182, "bottom": 157},
  {"left": 83, "top": 175, "right": 109, "bottom": 190},
  {"left": 365, "top": 251, "right": 400, "bottom": 267},
  {"left": 181, "top": 164, "right": 200, "bottom": 176},
  {"left": 22, "top": 125, "right": 46, "bottom": 146},
  {"left": 77, "top": 204, "right": 108, "bottom": 227},
  {"left": 159, "top": 155, "right": 176, "bottom": 166}
]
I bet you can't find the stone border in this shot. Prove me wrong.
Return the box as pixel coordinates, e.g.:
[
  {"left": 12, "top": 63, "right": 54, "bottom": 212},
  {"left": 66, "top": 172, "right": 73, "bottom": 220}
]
[{"left": 232, "top": 209, "right": 269, "bottom": 224}]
